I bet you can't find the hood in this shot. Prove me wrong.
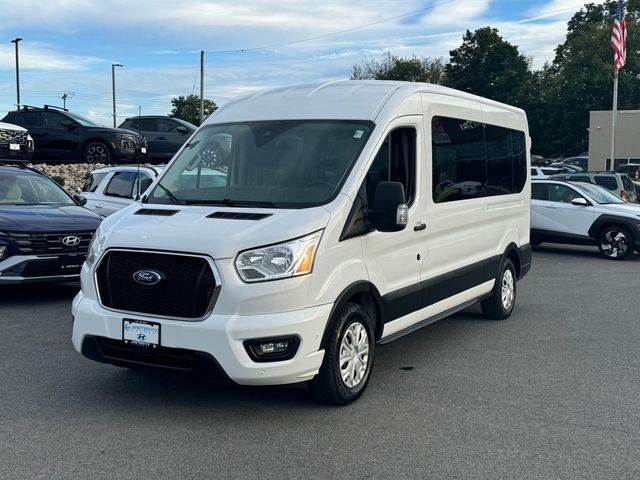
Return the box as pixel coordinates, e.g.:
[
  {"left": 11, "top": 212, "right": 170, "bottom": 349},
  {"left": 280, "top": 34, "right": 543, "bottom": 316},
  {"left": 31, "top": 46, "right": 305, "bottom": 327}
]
[
  {"left": 0, "top": 205, "right": 103, "bottom": 232},
  {"left": 86, "top": 126, "right": 144, "bottom": 138},
  {"left": 0, "top": 121, "right": 28, "bottom": 132},
  {"left": 101, "top": 204, "right": 332, "bottom": 259},
  {"left": 597, "top": 202, "right": 640, "bottom": 218}
]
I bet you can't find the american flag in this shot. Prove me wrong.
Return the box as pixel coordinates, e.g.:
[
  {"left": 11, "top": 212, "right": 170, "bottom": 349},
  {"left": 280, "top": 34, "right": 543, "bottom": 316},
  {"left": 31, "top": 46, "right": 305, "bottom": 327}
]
[{"left": 611, "top": 0, "right": 627, "bottom": 70}]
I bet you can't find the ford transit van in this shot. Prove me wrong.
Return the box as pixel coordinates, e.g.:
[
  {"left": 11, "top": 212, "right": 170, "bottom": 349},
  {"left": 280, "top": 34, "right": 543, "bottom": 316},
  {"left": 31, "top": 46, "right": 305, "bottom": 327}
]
[{"left": 72, "top": 81, "right": 531, "bottom": 404}]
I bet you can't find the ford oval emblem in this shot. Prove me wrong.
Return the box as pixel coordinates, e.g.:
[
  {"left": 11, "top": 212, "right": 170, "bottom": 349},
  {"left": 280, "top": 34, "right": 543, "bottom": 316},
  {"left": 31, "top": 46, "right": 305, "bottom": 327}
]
[{"left": 132, "top": 269, "right": 164, "bottom": 286}]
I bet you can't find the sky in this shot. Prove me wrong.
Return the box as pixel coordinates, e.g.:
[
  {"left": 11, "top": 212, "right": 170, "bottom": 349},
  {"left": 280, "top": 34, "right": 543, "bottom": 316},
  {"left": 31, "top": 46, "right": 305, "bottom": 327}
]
[{"left": 0, "top": 0, "right": 606, "bottom": 126}]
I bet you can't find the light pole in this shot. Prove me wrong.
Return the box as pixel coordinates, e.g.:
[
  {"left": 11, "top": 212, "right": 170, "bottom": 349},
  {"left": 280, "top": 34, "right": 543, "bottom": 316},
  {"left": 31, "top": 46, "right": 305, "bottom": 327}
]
[
  {"left": 11, "top": 38, "right": 22, "bottom": 110},
  {"left": 111, "top": 63, "right": 123, "bottom": 127}
]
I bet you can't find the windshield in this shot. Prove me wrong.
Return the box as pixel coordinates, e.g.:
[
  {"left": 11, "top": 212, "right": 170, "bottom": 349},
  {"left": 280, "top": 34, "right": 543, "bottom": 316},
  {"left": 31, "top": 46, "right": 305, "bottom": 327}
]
[
  {"left": 0, "top": 173, "right": 75, "bottom": 206},
  {"left": 66, "top": 111, "right": 101, "bottom": 127},
  {"left": 146, "top": 120, "right": 373, "bottom": 208},
  {"left": 572, "top": 182, "right": 625, "bottom": 204}
]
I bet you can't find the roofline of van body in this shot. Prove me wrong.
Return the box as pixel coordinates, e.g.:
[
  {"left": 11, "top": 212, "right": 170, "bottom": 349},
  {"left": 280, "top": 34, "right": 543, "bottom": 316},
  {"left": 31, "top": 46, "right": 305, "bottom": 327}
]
[{"left": 206, "top": 80, "right": 526, "bottom": 126}]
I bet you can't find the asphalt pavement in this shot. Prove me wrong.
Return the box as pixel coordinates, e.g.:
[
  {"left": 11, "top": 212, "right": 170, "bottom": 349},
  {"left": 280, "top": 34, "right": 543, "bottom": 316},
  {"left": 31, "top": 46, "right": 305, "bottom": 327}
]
[{"left": 1, "top": 244, "right": 639, "bottom": 480}]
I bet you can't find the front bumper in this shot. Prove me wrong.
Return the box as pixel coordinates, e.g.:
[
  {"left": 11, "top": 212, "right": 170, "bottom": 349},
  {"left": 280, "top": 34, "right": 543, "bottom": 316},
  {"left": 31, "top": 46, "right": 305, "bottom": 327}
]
[
  {"left": 0, "top": 143, "right": 33, "bottom": 163},
  {"left": 0, "top": 254, "right": 84, "bottom": 284},
  {"left": 71, "top": 292, "right": 330, "bottom": 385}
]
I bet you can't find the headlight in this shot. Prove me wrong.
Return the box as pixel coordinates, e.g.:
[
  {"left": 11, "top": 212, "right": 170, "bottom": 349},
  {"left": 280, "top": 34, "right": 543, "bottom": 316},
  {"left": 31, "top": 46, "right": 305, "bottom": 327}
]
[
  {"left": 235, "top": 231, "right": 322, "bottom": 282},
  {"left": 85, "top": 226, "right": 107, "bottom": 268},
  {"left": 27, "top": 134, "right": 34, "bottom": 150}
]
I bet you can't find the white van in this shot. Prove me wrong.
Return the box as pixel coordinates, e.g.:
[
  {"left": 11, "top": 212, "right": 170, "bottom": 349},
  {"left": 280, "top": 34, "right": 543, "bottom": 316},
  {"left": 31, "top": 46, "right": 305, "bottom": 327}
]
[{"left": 72, "top": 81, "right": 531, "bottom": 404}]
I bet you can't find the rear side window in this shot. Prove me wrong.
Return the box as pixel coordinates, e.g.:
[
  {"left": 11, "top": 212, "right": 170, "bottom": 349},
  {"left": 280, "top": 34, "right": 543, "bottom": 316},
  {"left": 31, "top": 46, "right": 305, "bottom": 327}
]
[
  {"left": 130, "top": 118, "right": 156, "bottom": 131},
  {"left": 18, "top": 112, "right": 41, "bottom": 127},
  {"left": 432, "top": 116, "right": 527, "bottom": 203},
  {"left": 82, "top": 172, "right": 108, "bottom": 192},
  {"left": 531, "top": 183, "right": 548, "bottom": 200},
  {"left": 541, "top": 169, "right": 557, "bottom": 175},
  {"left": 570, "top": 176, "right": 591, "bottom": 183},
  {"left": 621, "top": 175, "right": 633, "bottom": 190},
  {"left": 105, "top": 171, "right": 137, "bottom": 198},
  {"left": 593, "top": 176, "right": 617, "bottom": 190}
]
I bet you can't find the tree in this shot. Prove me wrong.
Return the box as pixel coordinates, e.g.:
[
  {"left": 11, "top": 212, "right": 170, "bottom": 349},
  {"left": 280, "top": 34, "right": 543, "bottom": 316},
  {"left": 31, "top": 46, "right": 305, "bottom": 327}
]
[
  {"left": 351, "top": 51, "right": 447, "bottom": 84},
  {"left": 539, "top": 0, "right": 640, "bottom": 156},
  {"left": 170, "top": 95, "right": 217, "bottom": 126},
  {"left": 445, "top": 27, "right": 533, "bottom": 108}
]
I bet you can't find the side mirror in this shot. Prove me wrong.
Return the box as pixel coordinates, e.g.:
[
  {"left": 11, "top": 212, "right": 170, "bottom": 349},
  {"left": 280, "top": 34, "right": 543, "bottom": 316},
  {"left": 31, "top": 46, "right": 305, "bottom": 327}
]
[
  {"left": 73, "top": 194, "right": 87, "bottom": 206},
  {"left": 176, "top": 126, "right": 190, "bottom": 134},
  {"left": 371, "top": 181, "right": 408, "bottom": 232},
  {"left": 571, "top": 197, "right": 588, "bottom": 206}
]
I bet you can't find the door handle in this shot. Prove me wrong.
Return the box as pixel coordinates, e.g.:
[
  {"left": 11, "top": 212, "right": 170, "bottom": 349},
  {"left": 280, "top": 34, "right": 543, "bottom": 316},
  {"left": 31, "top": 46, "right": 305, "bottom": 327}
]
[
  {"left": 157, "top": 136, "right": 166, "bottom": 141},
  {"left": 414, "top": 222, "right": 427, "bottom": 232},
  {"left": 544, "top": 204, "right": 558, "bottom": 209},
  {"left": 94, "top": 204, "right": 104, "bottom": 209}
]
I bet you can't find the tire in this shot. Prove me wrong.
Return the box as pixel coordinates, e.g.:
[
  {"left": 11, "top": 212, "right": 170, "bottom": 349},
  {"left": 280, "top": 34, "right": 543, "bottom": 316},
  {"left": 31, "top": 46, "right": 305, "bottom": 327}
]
[
  {"left": 84, "top": 141, "right": 112, "bottom": 165},
  {"left": 598, "top": 225, "right": 634, "bottom": 260},
  {"left": 309, "top": 302, "right": 376, "bottom": 405},
  {"left": 481, "top": 257, "right": 516, "bottom": 320}
]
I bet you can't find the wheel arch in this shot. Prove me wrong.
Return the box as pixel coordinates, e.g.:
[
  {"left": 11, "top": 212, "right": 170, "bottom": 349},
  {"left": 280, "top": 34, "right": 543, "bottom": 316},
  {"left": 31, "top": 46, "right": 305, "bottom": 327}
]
[
  {"left": 320, "top": 281, "right": 385, "bottom": 349},
  {"left": 588, "top": 214, "right": 638, "bottom": 241}
]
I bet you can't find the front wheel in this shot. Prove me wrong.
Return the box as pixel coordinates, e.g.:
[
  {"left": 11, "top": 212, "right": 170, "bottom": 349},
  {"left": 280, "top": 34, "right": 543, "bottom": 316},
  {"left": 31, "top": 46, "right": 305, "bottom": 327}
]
[
  {"left": 598, "top": 225, "right": 634, "bottom": 260},
  {"left": 84, "top": 141, "right": 111, "bottom": 165},
  {"left": 309, "top": 302, "right": 376, "bottom": 405},
  {"left": 481, "top": 258, "right": 516, "bottom": 320}
]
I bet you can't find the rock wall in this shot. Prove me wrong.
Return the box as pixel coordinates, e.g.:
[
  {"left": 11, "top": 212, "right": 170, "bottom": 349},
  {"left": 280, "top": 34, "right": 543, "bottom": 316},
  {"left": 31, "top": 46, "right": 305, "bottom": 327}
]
[{"left": 29, "top": 163, "right": 105, "bottom": 194}]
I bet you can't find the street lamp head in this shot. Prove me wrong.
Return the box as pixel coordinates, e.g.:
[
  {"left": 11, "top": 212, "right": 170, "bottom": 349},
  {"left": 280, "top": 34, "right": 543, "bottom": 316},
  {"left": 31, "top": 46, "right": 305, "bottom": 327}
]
[
  {"left": 112, "top": 63, "right": 123, "bottom": 68},
  {"left": 11, "top": 38, "right": 22, "bottom": 44}
]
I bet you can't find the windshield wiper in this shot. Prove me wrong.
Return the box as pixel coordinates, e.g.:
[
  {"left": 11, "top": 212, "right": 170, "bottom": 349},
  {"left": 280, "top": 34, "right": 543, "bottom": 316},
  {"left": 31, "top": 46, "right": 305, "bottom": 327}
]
[
  {"left": 155, "top": 183, "right": 185, "bottom": 205},
  {"left": 185, "top": 198, "right": 275, "bottom": 207}
]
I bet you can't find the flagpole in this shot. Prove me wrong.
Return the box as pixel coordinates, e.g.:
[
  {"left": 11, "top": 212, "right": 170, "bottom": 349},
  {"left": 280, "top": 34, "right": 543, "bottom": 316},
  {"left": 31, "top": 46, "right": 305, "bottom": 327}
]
[{"left": 610, "top": 68, "right": 619, "bottom": 171}]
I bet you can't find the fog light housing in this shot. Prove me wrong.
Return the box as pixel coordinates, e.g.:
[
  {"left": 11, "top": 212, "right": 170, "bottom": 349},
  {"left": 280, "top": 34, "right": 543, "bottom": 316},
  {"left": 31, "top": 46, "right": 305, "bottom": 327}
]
[{"left": 244, "top": 336, "right": 300, "bottom": 363}]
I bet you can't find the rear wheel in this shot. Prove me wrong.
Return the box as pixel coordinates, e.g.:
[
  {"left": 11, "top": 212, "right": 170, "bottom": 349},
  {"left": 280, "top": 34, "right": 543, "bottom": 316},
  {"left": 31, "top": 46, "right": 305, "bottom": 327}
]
[
  {"left": 598, "top": 225, "right": 634, "bottom": 260},
  {"left": 309, "top": 302, "right": 375, "bottom": 405},
  {"left": 84, "top": 141, "right": 111, "bottom": 164},
  {"left": 481, "top": 258, "right": 516, "bottom": 320}
]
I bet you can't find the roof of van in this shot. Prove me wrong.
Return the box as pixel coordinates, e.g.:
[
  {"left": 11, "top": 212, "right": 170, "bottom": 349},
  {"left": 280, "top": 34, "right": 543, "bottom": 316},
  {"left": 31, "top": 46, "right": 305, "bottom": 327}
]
[{"left": 208, "top": 80, "right": 524, "bottom": 124}]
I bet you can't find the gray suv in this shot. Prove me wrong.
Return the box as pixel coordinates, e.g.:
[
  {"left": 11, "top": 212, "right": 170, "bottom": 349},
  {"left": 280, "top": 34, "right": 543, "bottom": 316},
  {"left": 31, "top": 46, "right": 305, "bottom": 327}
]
[{"left": 549, "top": 171, "right": 637, "bottom": 203}]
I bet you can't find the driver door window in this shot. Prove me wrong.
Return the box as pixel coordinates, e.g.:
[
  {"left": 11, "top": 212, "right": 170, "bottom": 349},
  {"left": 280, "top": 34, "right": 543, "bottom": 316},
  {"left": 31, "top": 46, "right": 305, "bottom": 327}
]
[{"left": 105, "top": 171, "right": 137, "bottom": 199}]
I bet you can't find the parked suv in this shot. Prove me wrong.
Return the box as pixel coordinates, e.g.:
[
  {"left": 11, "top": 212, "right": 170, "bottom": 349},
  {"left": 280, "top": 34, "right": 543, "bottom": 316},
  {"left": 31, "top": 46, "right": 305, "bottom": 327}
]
[
  {"left": 0, "top": 165, "right": 102, "bottom": 283},
  {"left": 0, "top": 121, "right": 34, "bottom": 163},
  {"left": 531, "top": 179, "right": 640, "bottom": 259},
  {"left": 550, "top": 171, "right": 637, "bottom": 203},
  {"left": 81, "top": 164, "right": 164, "bottom": 216},
  {"left": 1, "top": 106, "right": 148, "bottom": 164},
  {"left": 119, "top": 116, "right": 196, "bottom": 162}
]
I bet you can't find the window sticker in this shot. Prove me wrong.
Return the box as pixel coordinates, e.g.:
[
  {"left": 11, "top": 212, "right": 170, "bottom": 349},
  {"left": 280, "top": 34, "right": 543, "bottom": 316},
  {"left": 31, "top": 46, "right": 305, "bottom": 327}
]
[{"left": 353, "top": 130, "right": 364, "bottom": 139}]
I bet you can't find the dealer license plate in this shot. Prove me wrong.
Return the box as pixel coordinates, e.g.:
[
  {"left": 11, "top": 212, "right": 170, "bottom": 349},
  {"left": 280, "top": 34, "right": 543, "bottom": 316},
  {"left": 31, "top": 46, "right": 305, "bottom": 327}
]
[
  {"left": 141, "top": 147, "right": 147, "bottom": 154},
  {"left": 123, "top": 319, "right": 160, "bottom": 348},
  {"left": 9, "top": 143, "right": 19, "bottom": 151}
]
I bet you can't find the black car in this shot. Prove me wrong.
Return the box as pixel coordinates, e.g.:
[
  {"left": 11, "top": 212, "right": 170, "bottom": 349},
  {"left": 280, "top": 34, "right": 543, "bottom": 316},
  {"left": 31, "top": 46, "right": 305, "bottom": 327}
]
[
  {"left": 0, "top": 121, "right": 34, "bottom": 163},
  {"left": 119, "top": 115, "right": 196, "bottom": 162},
  {"left": 0, "top": 165, "right": 102, "bottom": 283},
  {"left": 1, "top": 106, "right": 148, "bottom": 164}
]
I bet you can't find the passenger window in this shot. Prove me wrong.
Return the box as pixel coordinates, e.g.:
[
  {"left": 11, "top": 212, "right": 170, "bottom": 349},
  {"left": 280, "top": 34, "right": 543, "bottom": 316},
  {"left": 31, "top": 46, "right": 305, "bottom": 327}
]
[
  {"left": 135, "top": 173, "right": 153, "bottom": 196},
  {"left": 549, "top": 185, "right": 581, "bottom": 204},
  {"left": 105, "top": 172, "right": 137, "bottom": 198},
  {"left": 365, "top": 127, "right": 416, "bottom": 207},
  {"left": 593, "top": 176, "right": 617, "bottom": 190},
  {"left": 432, "top": 116, "right": 527, "bottom": 203},
  {"left": 19, "top": 112, "right": 41, "bottom": 127},
  {"left": 131, "top": 119, "right": 156, "bottom": 131},
  {"left": 531, "top": 183, "right": 547, "bottom": 200},
  {"left": 42, "top": 112, "right": 68, "bottom": 128},
  {"left": 82, "top": 172, "right": 108, "bottom": 192},
  {"left": 157, "top": 119, "right": 180, "bottom": 133},
  {"left": 531, "top": 168, "right": 538, "bottom": 176}
]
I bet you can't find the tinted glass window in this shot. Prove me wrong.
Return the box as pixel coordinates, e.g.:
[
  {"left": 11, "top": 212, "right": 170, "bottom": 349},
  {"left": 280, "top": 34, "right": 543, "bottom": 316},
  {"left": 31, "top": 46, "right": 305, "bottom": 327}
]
[
  {"left": 365, "top": 127, "right": 416, "bottom": 207},
  {"left": 82, "top": 172, "right": 108, "bottom": 192},
  {"left": 135, "top": 173, "right": 153, "bottom": 196},
  {"left": 130, "top": 119, "right": 156, "bottom": 131},
  {"left": 569, "top": 176, "right": 591, "bottom": 182},
  {"left": 531, "top": 168, "right": 538, "bottom": 176},
  {"left": 531, "top": 183, "right": 547, "bottom": 200},
  {"left": 432, "top": 116, "right": 526, "bottom": 203},
  {"left": 42, "top": 112, "right": 68, "bottom": 127},
  {"left": 593, "top": 176, "right": 617, "bottom": 190},
  {"left": 157, "top": 119, "right": 181, "bottom": 132},
  {"left": 105, "top": 171, "right": 137, "bottom": 198},
  {"left": 18, "top": 112, "right": 41, "bottom": 127},
  {"left": 0, "top": 173, "right": 73, "bottom": 205},
  {"left": 541, "top": 169, "right": 558, "bottom": 175},
  {"left": 620, "top": 175, "right": 633, "bottom": 189}
]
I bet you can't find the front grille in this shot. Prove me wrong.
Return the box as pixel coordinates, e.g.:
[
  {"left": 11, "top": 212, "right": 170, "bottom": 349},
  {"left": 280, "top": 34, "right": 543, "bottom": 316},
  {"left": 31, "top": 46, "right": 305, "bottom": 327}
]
[
  {"left": 0, "top": 129, "right": 28, "bottom": 145},
  {"left": 96, "top": 250, "right": 218, "bottom": 319},
  {"left": 1, "top": 231, "right": 94, "bottom": 255}
]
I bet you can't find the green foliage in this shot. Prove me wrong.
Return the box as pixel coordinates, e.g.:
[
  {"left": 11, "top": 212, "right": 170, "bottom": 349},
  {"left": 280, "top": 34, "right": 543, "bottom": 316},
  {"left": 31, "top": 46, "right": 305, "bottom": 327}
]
[
  {"left": 350, "top": 51, "right": 447, "bottom": 84},
  {"left": 51, "top": 176, "right": 65, "bottom": 187},
  {"left": 540, "top": 0, "right": 640, "bottom": 156},
  {"left": 170, "top": 95, "right": 218, "bottom": 126},
  {"left": 445, "top": 27, "right": 533, "bottom": 107}
]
